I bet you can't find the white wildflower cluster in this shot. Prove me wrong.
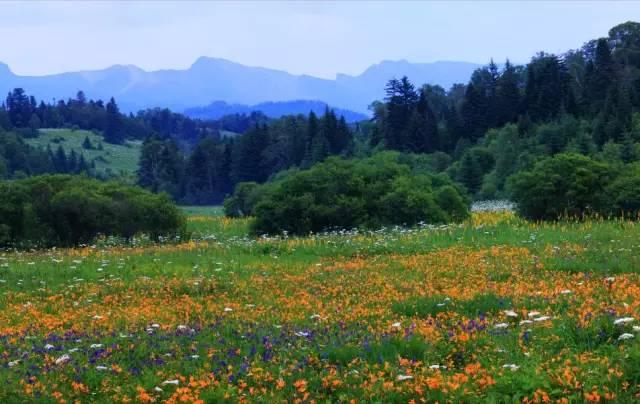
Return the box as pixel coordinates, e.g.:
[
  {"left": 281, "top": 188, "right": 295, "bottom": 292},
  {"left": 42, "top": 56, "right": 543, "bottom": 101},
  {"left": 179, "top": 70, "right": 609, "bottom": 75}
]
[{"left": 471, "top": 200, "right": 516, "bottom": 212}]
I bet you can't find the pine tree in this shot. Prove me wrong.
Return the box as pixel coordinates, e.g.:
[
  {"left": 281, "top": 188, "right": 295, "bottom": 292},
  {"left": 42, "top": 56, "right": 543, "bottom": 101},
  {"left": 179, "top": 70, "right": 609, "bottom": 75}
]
[
  {"left": 82, "top": 136, "right": 93, "bottom": 150},
  {"left": 78, "top": 154, "right": 89, "bottom": 173},
  {"left": 68, "top": 149, "right": 78, "bottom": 173},
  {"left": 496, "top": 60, "right": 521, "bottom": 125},
  {"left": 302, "top": 111, "right": 319, "bottom": 168},
  {"left": 54, "top": 145, "right": 68, "bottom": 173},
  {"left": 104, "top": 97, "right": 124, "bottom": 144},
  {"left": 457, "top": 152, "right": 482, "bottom": 194}
]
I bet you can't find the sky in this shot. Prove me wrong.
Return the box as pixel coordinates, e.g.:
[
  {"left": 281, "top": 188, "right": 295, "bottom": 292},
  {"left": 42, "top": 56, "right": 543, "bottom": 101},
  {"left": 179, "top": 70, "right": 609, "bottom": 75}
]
[{"left": 0, "top": 1, "right": 638, "bottom": 79}]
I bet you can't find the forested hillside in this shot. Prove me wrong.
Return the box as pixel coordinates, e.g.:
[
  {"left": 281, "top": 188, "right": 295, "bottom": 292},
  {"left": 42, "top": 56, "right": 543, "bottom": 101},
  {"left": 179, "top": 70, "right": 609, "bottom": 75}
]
[{"left": 2, "top": 21, "right": 640, "bottom": 207}]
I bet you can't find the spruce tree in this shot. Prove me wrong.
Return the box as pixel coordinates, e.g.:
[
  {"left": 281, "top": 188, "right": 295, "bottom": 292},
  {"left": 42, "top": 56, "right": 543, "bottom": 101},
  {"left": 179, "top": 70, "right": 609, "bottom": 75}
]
[
  {"left": 457, "top": 152, "right": 482, "bottom": 194},
  {"left": 104, "top": 97, "right": 124, "bottom": 144}
]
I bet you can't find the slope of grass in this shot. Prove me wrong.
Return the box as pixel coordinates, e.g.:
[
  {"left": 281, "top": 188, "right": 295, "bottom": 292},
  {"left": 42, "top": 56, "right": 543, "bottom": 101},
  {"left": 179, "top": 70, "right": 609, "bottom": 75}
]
[{"left": 26, "top": 128, "right": 142, "bottom": 175}]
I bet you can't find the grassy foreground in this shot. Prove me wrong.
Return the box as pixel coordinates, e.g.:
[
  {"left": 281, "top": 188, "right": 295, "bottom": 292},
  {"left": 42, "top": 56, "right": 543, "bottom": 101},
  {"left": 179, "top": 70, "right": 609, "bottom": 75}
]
[{"left": 1, "top": 211, "right": 640, "bottom": 402}]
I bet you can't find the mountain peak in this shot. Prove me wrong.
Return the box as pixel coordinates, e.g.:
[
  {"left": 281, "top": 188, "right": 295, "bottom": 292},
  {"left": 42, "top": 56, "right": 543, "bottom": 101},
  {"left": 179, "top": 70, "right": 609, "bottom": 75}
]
[
  {"left": 190, "top": 56, "right": 237, "bottom": 69},
  {"left": 0, "top": 62, "right": 13, "bottom": 76}
]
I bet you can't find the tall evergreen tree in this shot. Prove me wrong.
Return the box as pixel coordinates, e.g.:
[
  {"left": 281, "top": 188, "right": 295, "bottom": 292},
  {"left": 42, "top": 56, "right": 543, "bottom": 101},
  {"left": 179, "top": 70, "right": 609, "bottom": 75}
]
[{"left": 104, "top": 97, "right": 124, "bottom": 144}]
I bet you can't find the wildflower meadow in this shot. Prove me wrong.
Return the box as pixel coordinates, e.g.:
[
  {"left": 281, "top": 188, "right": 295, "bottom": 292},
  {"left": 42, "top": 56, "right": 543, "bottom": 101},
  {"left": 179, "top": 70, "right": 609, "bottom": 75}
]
[{"left": 2, "top": 209, "right": 640, "bottom": 402}]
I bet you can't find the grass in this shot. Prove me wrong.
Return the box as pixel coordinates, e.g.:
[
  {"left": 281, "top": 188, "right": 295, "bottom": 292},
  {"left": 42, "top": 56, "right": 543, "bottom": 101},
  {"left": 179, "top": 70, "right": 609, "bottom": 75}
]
[
  {"left": 1, "top": 211, "right": 640, "bottom": 401},
  {"left": 26, "top": 128, "right": 142, "bottom": 175}
]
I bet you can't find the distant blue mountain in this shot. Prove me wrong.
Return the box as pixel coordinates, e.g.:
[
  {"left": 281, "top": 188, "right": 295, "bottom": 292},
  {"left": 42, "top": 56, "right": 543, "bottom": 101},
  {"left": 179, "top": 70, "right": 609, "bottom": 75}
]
[
  {"left": 184, "top": 100, "right": 369, "bottom": 123},
  {"left": 0, "top": 58, "right": 480, "bottom": 114}
]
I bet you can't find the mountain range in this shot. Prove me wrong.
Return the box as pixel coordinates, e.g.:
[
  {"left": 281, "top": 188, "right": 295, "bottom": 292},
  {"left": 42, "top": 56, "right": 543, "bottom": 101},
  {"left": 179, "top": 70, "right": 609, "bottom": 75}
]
[
  {"left": 184, "top": 100, "right": 369, "bottom": 123},
  {"left": 0, "top": 58, "right": 480, "bottom": 116}
]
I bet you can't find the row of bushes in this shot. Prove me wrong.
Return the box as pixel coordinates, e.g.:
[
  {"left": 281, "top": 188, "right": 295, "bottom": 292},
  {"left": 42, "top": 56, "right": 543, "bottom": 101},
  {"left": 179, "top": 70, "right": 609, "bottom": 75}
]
[
  {"left": 0, "top": 175, "right": 186, "bottom": 247},
  {"left": 224, "top": 153, "right": 470, "bottom": 235},
  {"left": 508, "top": 153, "right": 640, "bottom": 220}
]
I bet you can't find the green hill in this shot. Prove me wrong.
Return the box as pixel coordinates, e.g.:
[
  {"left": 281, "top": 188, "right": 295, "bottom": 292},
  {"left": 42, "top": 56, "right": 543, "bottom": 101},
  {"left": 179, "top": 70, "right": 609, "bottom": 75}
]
[{"left": 27, "top": 129, "right": 142, "bottom": 176}]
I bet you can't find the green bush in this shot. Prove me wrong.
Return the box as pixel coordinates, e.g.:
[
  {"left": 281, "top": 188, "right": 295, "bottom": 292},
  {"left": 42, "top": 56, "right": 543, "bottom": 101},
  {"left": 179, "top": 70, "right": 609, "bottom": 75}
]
[
  {"left": 240, "top": 152, "right": 469, "bottom": 235},
  {"left": 0, "top": 175, "right": 186, "bottom": 247},
  {"left": 222, "top": 182, "right": 262, "bottom": 217},
  {"left": 507, "top": 153, "right": 614, "bottom": 220},
  {"left": 606, "top": 163, "right": 640, "bottom": 218}
]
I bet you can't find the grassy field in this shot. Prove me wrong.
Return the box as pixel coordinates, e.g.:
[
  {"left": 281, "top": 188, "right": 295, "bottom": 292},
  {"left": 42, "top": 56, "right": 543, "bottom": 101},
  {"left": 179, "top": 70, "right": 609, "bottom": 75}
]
[
  {"left": 1, "top": 211, "right": 640, "bottom": 402},
  {"left": 27, "top": 129, "right": 142, "bottom": 175}
]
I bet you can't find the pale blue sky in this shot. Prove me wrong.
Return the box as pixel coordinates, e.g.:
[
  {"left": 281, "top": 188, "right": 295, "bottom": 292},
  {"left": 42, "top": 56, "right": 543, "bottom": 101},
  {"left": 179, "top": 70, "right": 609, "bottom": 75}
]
[{"left": 1, "top": 1, "right": 638, "bottom": 78}]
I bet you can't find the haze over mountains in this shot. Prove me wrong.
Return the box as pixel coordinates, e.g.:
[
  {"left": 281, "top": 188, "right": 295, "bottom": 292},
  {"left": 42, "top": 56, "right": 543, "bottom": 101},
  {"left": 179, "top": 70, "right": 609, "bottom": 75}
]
[{"left": 0, "top": 57, "right": 479, "bottom": 117}]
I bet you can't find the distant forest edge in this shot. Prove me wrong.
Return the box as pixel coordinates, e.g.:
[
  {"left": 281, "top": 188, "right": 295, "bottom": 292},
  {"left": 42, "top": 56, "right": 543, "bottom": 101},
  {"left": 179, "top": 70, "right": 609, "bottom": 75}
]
[{"left": 1, "top": 21, "right": 640, "bottom": 207}]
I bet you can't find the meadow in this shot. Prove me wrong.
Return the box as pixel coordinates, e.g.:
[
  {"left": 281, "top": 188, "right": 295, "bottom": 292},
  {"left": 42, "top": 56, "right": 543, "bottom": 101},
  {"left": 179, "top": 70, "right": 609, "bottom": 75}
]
[
  {"left": 1, "top": 210, "right": 640, "bottom": 402},
  {"left": 27, "top": 129, "right": 142, "bottom": 175}
]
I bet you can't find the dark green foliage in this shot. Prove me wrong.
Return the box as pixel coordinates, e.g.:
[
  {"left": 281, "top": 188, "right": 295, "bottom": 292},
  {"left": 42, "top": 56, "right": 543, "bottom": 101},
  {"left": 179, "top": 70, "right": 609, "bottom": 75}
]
[
  {"left": 245, "top": 152, "right": 469, "bottom": 235},
  {"left": 82, "top": 136, "right": 93, "bottom": 150},
  {"left": 104, "top": 97, "right": 124, "bottom": 144},
  {"left": 457, "top": 152, "right": 483, "bottom": 195},
  {"left": 137, "top": 137, "right": 184, "bottom": 198},
  {"left": 508, "top": 153, "right": 614, "bottom": 220},
  {"left": 0, "top": 175, "right": 186, "bottom": 247},
  {"left": 223, "top": 182, "right": 262, "bottom": 217},
  {"left": 374, "top": 76, "right": 440, "bottom": 153},
  {"left": 606, "top": 163, "right": 640, "bottom": 217},
  {"left": 136, "top": 109, "right": 354, "bottom": 205}
]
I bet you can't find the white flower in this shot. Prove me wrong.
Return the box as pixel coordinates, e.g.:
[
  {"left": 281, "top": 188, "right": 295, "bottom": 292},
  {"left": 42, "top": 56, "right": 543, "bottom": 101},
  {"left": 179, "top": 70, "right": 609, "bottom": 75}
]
[
  {"left": 191, "top": 355, "right": 200, "bottom": 359},
  {"left": 632, "top": 326, "right": 640, "bottom": 332},
  {"left": 68, "top": 348, "right": 80, "bottom": 353},
  {"left": 310, "top": 314, "right": 321, "bottom": 319},
  {"left": 177, "top": 325, "right": 188, "bottom": 331},
  {"left": 494, "top": 322, "right": 509, "bottom": 329},
  {"left": 224, "top": 307, "right": 233, "bottom": 312},
  {"left": 151, "top": 323, "right": 160, "bottom": 328},
  {"left": 92, "top": 315, "right": 103, "bottom": 320},
  {"left": 533, "top": 316, "right": 551, "bottom": 322},
  {"left": 391, "top": 322, "right": 402, "bottom": 328},
  {"left": 44, "top": 344, "right": 54, "bottom": 350},
  {"left": 519, "top": 320, "right": 533, "bottom": 325},
  {"left": 614, "top": 317, "right": 635, "bottom": 325},
  {"left": 96, "top": 365, "right": 108, "bottom": 371},
  {"left": 504, "top": 310, "right": 518, "bottom": 318},
  {"left": 55, "top": 354, "right": 71, "bottom": 365},
  {"left": 162, "top": 379, "right": 180, "bottom": 385},
  {"left": 396, "top": 375, "right": 413, "bottom": 381},
  {"left": 90, "top": 344, "right": 103, "bottom": 349},
  {"left": 605, "top": 277, "right": 615, "bottom": 282},
  {"left": 528, "top": 311, "right": 540, "bottom": 318},
  {"left": 295, "top": 331, "right": 310, "bottom": 337},
  {"left": 619, "top": 333, "right": 635, "bottom": 341},
  {"left": 560, "top": 289, "right": 572, "bottom": 295},
  {"left": 429, "top": 364, "right": 446, "bottom": 370},
  {"left": 8, "top": 360, "right": 19, "bottom": 367},
  {"left": 503, "top": 364, "right": 520, "bottom": 371},
  {"left": 154, "top": 387, "right": 163, "bottom": 392}
]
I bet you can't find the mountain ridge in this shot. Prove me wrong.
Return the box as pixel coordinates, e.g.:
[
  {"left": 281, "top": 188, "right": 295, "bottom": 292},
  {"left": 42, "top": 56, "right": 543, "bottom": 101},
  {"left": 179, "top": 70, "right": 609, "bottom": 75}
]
[
  {"left": 184, "top": 100, "right": 369, "bottom": 123},
  {"left": 0, "top": 58, "right": 480, "bottom": 114}
]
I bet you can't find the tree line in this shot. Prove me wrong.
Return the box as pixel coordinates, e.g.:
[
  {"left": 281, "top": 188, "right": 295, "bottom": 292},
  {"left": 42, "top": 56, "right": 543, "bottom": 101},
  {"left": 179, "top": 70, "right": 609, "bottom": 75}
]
[
  {"left": 2, "top": 89, "right": 222, "bottom": 145},
  {"left": 137, "top": 109, "right": 354, "bottom": 204},
  {"left": 3, "top": 21, "right": 640, "bottom": 210},
  {"left": 368, "top": 21, "right": 640, "bottom": 199}
]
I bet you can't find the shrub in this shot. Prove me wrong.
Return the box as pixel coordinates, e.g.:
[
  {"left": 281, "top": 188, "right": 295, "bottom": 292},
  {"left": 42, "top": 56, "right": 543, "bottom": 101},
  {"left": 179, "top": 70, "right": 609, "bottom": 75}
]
[
  {"left": 223, "top": 182, "right": 262, "bottom": 217},
  {"left": 606, "top": 163, "right": 640, "bottom": 218},
  {"left": 507, "top": 153, "right": 614, "bottom": 220},
  {"left": 244, "top": 152, "right": 469, "bottom": 235},
  {"left": 0, "top": 175, "right": 186, "bottom": 247}
]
